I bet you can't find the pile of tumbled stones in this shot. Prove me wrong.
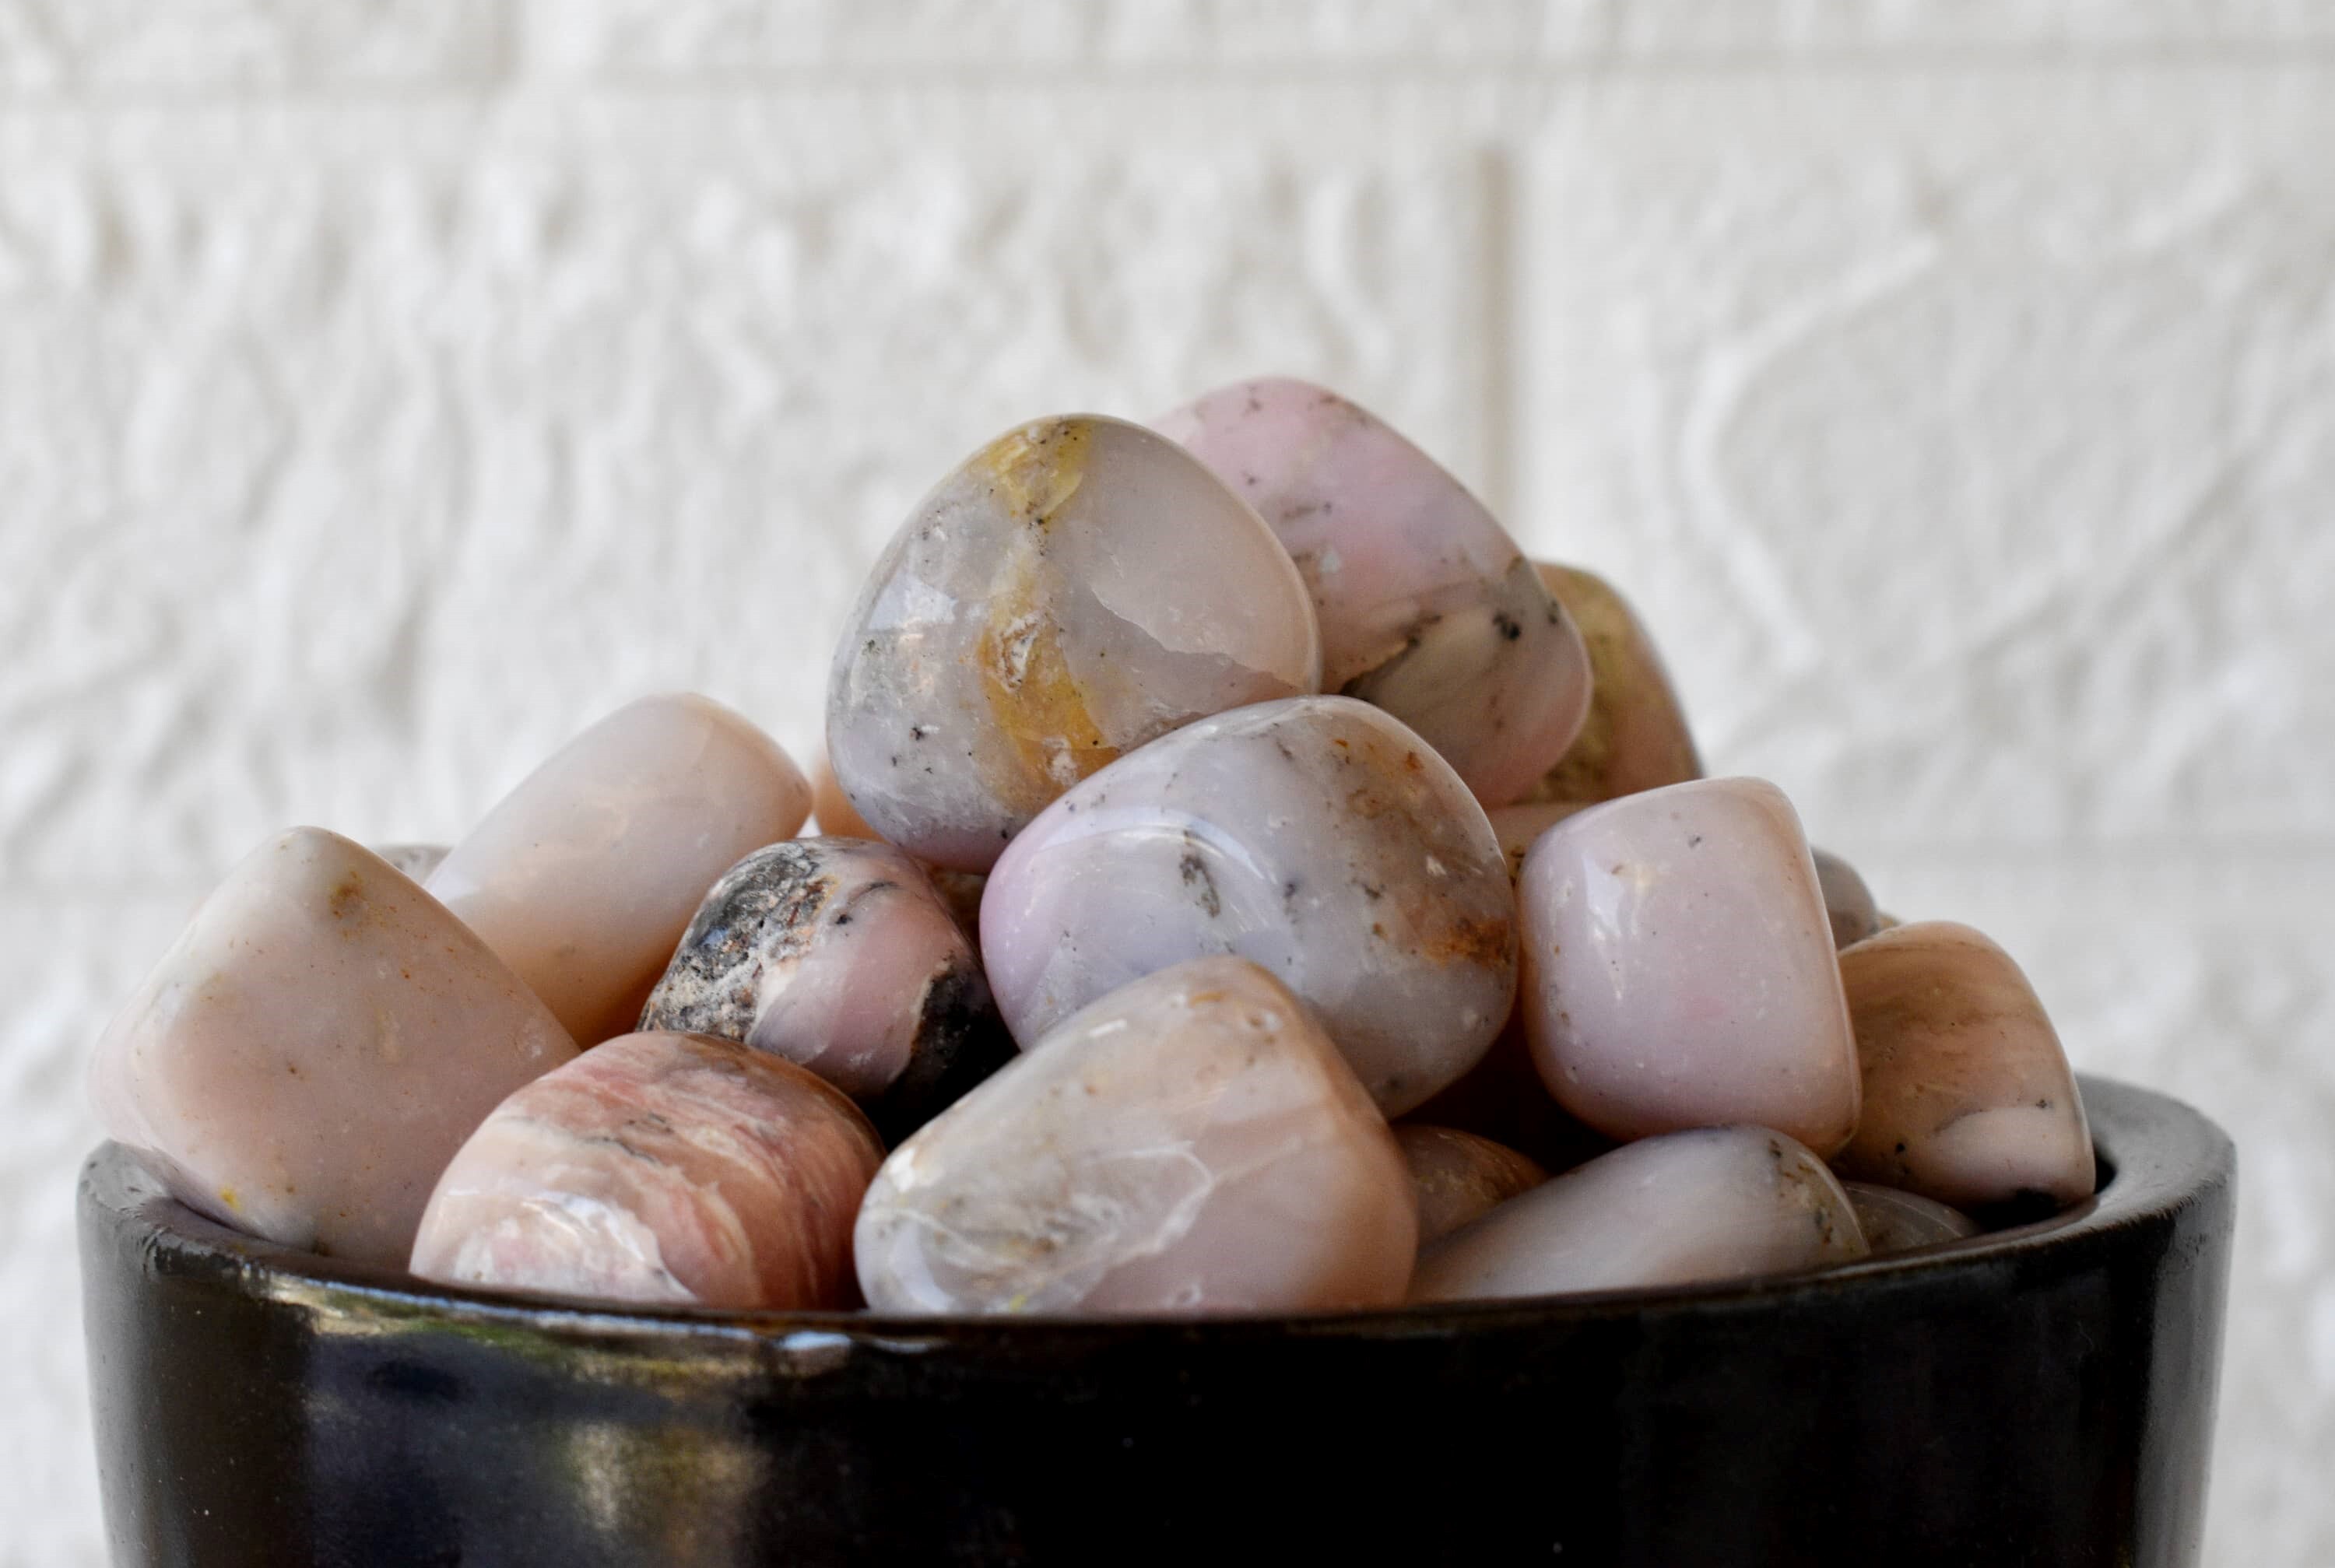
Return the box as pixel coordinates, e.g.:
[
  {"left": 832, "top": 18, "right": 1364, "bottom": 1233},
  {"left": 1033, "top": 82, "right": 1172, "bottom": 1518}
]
[{"left": 92, "top": 377, "right": 2095, "bottom": 1317}]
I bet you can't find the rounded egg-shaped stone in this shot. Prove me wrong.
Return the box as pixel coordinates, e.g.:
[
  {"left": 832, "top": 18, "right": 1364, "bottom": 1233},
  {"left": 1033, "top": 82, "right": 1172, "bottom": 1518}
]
[
  {"left": 1157, "top": 377, "right": 1589, "bottom": 807},
  {"left": 980, "top": 695, "right": 1518, "bottom": 1116},
  {"left": 827, "top": 415, "right": 1322, "bottom": 872}
]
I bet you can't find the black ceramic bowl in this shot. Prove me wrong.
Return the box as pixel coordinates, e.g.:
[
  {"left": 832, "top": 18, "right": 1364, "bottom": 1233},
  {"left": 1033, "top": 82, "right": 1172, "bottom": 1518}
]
[{"left": 80, "top": 1074, "right": 2231, "bottom": 1568}]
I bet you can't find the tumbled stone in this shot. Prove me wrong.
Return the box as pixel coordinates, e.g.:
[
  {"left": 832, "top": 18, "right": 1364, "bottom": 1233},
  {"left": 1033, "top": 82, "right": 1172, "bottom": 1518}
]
[
  {"left": 1814, "top": 847, "right": 1882, "bottom": 949},
  {"left": 427, "top": 693, "right": 813, "bottom": 1044},
  {"left": 1845, "top": 1182, "right": 1981, "bottom": 1255},
  {"left": 1157, "top": 378, "right": 1589, "bottom": 807},
  {"left": 1517, "top": 777, "right": 1860, "bottom": 1154},
  {"left": 827, "top": 415, "right": 1322, "bottom": 872},
  {"left": 1487, "top": 800, "right": 1584, "bottom": 880},
  {"left": 1410, "top": 1126, "right": 1867, "bottom": 1303},
  {"left": 372, "top": 842, "right": 448, "bottom": 882},
  {"left": 90, "top": 828, "right": 578, "bottom": 1266},
  {"left": 640, "top": 838, "right": 1012, "bottom": 1141},
  {"left": 1395, "top": 1125, "right": 1548, "bottom": 1244},
  {"left": 809, "top": 751, "right": 880, "bottom": 840},
  {"left": 981, "top": 695, "right": 1517, "bottom": 1115},
  {"left": 1524, "top": 563, "right": 1701, "bottom": 806},
  {"left": 411, "top": 1032, "right": 883, "bottom": 1310},
  {"left": 1835, "top": 921, "right": 2094, "bottom": 1214},
  {"left": 855, "top": 957, "right": 1415, "bottom": 1315},
  {"left": 925, "top": 866, "right": 988, "bottom": 938}
]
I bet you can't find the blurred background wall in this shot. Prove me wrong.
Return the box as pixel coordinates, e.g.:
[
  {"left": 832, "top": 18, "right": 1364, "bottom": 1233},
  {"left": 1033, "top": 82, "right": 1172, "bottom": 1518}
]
[{"left": 3, "top": 3, "right": 2330, "bottom": 1562}]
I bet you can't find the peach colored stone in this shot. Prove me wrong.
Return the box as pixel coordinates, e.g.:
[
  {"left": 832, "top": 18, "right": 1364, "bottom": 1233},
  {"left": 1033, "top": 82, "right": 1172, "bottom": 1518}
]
[
  {"left": 427, "top": 693, "right": 812, "bottom": 1044},
  {"left": 1835, "top": 921, "right": 2094, "bottom": 1213},
  {"left": 1845, "top": 1182, "right": 1980, "bottom": 1254},
  {"left": 1158, "top": 379, "right": 1589, "bottom": 809},
  {"left": 1395, "top": 1125, "right": 1548, "bottom": 1244},
  {"left": 827, "top": 415, "right": 1322, "bottom": 872},
  {"left": 640, "top": 838, "right": 1009, "bottom": 1141},
  {"left": 1410, "top": 1126, "right": 1867, "bottom": 1303},
  {"left": 411, "top": 1032, "right": 882, "bottom": 1310},
  {"left": 1525, "top": 563, "right": 1701, "bottom": 806},
  {"left": 89, "top": 828, "right": 578, "bottom": 1265},
  {"left": 980, "top": 695, "right": 1518, "bottom": 1116},
  {"left": 854, "top": 957, "right": 1416, "bottom": 1316},
  {"left": 809, "top": 751, "right": 879, "bottom": 840},
  {"left": 1517, "top": 777, "right": 1861, "bottom": 1155}
]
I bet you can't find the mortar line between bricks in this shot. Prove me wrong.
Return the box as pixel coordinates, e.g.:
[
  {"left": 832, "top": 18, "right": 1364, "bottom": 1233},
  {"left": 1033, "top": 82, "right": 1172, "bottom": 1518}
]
[{"left": 5, "top": 46, "right": 2335, "bottom": 109}]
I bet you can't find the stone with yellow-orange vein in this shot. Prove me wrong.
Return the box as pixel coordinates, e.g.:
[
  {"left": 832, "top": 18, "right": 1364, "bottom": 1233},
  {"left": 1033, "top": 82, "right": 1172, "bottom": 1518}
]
[{"left": 827, "top": 414, "right": 1322, "bottom": 872}]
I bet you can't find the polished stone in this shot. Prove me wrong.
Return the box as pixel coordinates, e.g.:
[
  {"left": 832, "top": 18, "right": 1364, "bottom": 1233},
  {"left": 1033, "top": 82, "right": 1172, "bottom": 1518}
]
[
  {"left": 1410, "top": 1126, "right": 1868, "bottom": 1302},
  {"left": 1394, "top": 1124, "right": 1547, "bottom": 1244},
  {"left": 427, "top": 693, "right": 813, "bottom": 1044},
  {"left": 410, "top": 1031, "right": 883, "bottom": 1310},
  {"left": 854, "top": 957, "right": 1416, "bottom": 1315},
  {"left": 809, "top": 751, "right": 879, "bottom": 840},
  {"left": 640, "top": 838, "right": 1010, "bottom": 1140},
  {"left": 1517, "top": 777, "right": 1861, "bottom": 1154},
  {"left": 1487, "top": 800, "right": 1585, "bottom": 880},
  {"left": 1158, "top": 378, "right": 1589, "bottom": 807},
  {"left": 1814, "top": 847, "right": 1882, "bottom": 949},
  {"left": 827, "top": 415, "right": 1322, "bottom": 872},
  {"left": 981, "top": 695, "right": 1517, "bottom": 1115},
  {"left": 1835, "top": 921, "right": 2095, "bottom": 1213},
  {"left": 1525, "top": 563, "right": 1701, "bottom": 806},
  {"left": 1844, "top": 1182, "right": 1981, "bottom": 1254},
  {"left": 89, "top": 828, "right": 578, "bottom": 1266}
]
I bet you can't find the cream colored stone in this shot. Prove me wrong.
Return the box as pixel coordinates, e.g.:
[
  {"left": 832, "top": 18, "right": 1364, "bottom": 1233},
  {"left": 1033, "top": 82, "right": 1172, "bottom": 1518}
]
[
  {"left": 1526, "top": 563, "right": 1701, "bottom": 806},
  {"left": 1394, "top": 1124, "right": 1547, "bottom": 1244},
  {"left": 89, "top": 828, "right": 578, "bottom": 1266},
  {"left": 427, "top": 693, "right": 813, "bottom": 1044}
]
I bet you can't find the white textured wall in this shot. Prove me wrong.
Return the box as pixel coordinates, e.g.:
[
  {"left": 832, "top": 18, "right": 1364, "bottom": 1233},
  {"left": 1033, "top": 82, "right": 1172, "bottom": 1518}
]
[{"left": 4, "top": 5, "right": 2331, "bottom": 1563}]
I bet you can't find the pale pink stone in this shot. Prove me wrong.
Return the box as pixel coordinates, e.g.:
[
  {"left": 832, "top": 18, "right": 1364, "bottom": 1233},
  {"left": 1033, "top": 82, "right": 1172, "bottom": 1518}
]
[
  {"left": 1517, "top": 777, "right": 1861, "bottom": 1155},
  {"left": 827, "top": 415, "right": 1322, "bottom": 872},
  {"left": 1525, "top": 563, "right": 1701, "bottom": 806},
  {"left": 1410, "top": 1126, "right": 1867, "bottom": 1303},
  {"left": 854, "top": 957, "right": 1417, "bottom": 1316},
  {"left": 1844, "top": 1183, "right": 1980, "bottom": 1255},
  {"left": 412, "top": 1032, "right": 883, "bottom": 1310},
  {"left": 1835, "top": 921, "right": 2094, "bottom": 1213},
  {"left": 89, "top": 828, "right": 578, "bottom": 1265},
  {"left": 427, "top": 694, "right": 813, "bottom": 1044},
  {"left": 639, "top": 839, "right": 1009, "bottom": 1141},
  {"left": 809, "top": 751, "right": 880, "bottom": 840},
  {"left": 1158, "top": 378, "right": 1589, "bottom": 807},
  {"left": 1394, "top": 1125, "right": 1548, "bottom": 1244},
  {"left": 1487, "top": 800, "right": 1585, "bottom": 881},
  {"left": 980, "top": 696, "right": 1518, "bottom": 1116},
  {"left": 1813, "top": 847, "right": 1881, "bottom": 949}
]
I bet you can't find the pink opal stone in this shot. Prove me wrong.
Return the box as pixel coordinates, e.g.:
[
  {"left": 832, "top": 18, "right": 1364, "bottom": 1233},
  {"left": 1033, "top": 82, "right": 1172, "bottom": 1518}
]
[
  {"left": 1517, "top": 777, "right": 1861, "bottom": 1155},
  {"left": 639, "top": 838, "right": 1009, "bottom": 1140},
  {"left": 1410, "top": 1126, "right": 1868, "bottom": 1303},
  {"left": 89, "top": 828, "right": 578, "bottom": 1266},
  {"left": 1157, "top": 378, "right": 1589, "bottom": 808},
  {"left": 809, "top": 751, "right": 880, "bottom": 840},
  {"left": 1835, "top": 921, "right": 2095, "bottom": 1213},
  {"left": 411, "top": 1032, "right": 883, "bottom": 1310},
  {"left": 980, "top": 695, "right": 1518, "bottom": 1116},
  {"left": 1845, "top": 1182, "right": 1980, "bottom": 1254},
  {"left": 427, "top": 693, "right": 813, "bottom": 1045},
  {"left": 854, "top": 957, "right": 1417, "bottom": 1316},
  {"left": 827, "top": 415, "right": 1322, "bottom": 872},
  {"left": 1524, "top": 563, "right": 1701, "bottom": 806},
  {"left": 1394, "top": 1125, "right": 1548, "bottom": 1244},
  {"left": 1487, "top": 800, "right": 1585, "bottom": 880}
]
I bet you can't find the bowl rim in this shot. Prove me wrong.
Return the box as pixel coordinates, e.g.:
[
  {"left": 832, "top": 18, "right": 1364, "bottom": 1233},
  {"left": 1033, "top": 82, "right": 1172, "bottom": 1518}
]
[{"left": 80, "top": 1072, "right": 2231, "bottom": 1349}]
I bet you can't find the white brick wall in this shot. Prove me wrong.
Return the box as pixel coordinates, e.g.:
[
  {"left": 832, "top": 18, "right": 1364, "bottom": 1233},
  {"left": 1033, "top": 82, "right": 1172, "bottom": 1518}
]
[{"left": 2, "top": 7, "right": 2326, "bottom": 1563}]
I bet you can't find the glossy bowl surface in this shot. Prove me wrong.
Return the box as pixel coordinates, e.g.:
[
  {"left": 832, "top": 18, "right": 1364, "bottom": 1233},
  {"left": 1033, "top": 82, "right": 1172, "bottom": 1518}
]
[{"left": 79, "top": 1075, "right": 2232, "bottom": 1567}]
